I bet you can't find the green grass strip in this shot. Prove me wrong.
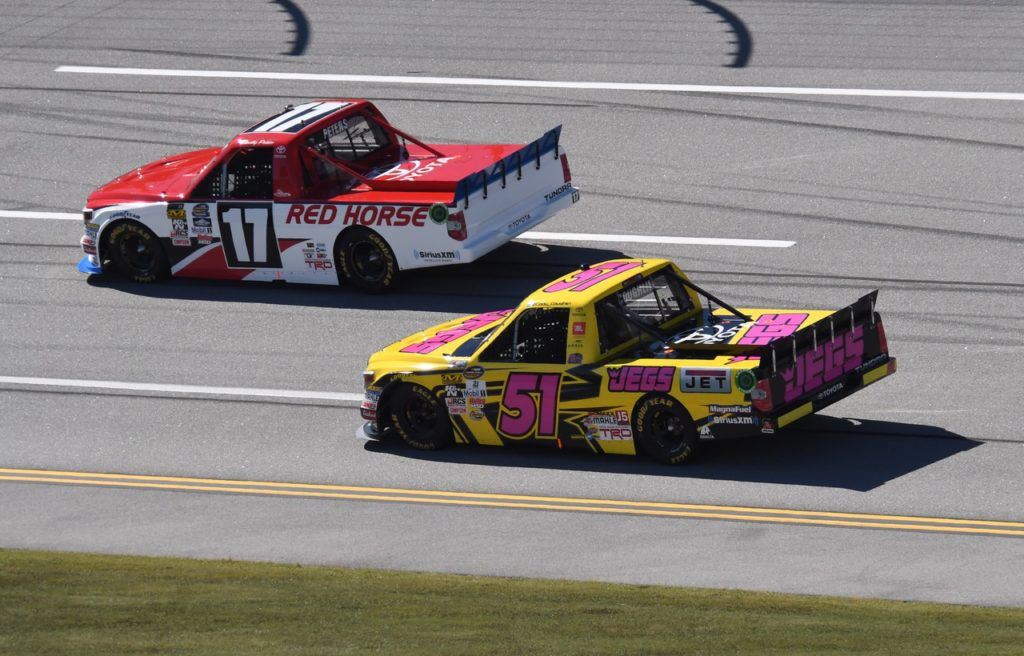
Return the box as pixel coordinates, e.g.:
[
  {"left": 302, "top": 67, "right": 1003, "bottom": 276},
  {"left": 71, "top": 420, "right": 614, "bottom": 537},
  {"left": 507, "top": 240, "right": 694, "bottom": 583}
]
[{"left": 1, "top": 549, "right": 1022, "bottom": 655}]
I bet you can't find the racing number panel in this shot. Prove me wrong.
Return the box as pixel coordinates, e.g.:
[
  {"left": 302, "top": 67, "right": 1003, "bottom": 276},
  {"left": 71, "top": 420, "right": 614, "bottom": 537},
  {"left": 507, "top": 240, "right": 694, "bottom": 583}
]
[
  {"left": 217, "top": 202, "right": 282, "bottom": 268},
  {"left": 490, "top": 368, "right": 625, "bottom": 452},
  {"left": 497, "top": 372, "right": 562, "bottom": 439}
]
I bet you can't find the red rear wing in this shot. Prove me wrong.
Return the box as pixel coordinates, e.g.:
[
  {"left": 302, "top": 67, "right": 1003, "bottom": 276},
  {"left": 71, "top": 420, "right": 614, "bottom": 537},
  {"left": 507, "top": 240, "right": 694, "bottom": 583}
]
[{"left": 751, "top": 291, "right": 892, "bottom": 416}]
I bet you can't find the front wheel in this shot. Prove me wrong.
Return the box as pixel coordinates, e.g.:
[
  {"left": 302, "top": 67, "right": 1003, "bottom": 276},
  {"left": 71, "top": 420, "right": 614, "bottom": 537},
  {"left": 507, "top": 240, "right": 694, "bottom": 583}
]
[
  {"left": 336, "top": 228, "right": 398, "bottom": 293},
  {"left": 633, "top": 395, "right": 699, "bottom": 464},
  {"left": 105, "top": 222, "right": 169, "bottom": 283},
  {"left": 389, "top": 384, "right": 453, "bottom": 450}
]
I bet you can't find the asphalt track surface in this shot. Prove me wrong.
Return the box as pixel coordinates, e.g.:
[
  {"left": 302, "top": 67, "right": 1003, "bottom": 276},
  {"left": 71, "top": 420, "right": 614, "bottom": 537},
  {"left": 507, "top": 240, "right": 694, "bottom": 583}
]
[{"left": 1, "top": 0, "right": 1023, "bottom": 607}]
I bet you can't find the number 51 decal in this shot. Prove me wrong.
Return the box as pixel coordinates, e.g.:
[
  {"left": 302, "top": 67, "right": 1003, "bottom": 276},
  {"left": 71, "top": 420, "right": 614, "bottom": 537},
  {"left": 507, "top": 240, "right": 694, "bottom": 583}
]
[
  {"left": 499, "top": 373, "right": 560, "bottom": 438},
  {"left": 218, "top": 202, "right": 282, "bottom": 268}
]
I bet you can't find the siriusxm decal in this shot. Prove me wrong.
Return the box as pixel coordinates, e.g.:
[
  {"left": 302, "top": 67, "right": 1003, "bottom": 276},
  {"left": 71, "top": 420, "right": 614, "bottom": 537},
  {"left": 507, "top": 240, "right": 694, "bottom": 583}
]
[{"left": 413, "top": 249, "right": 461, "bottom": 263}]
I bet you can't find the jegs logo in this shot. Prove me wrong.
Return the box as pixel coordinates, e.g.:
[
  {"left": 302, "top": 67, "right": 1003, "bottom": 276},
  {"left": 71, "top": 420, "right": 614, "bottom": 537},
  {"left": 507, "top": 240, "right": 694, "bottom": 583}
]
[
  {"left": 607, "top": 366, "right": 674, "bottom": 393},
  {"left": 780, "top": 325, "right": 865, "bottom": 403},
  {"left": 375, "top": 157, "right": 455, "bottom": 182}
]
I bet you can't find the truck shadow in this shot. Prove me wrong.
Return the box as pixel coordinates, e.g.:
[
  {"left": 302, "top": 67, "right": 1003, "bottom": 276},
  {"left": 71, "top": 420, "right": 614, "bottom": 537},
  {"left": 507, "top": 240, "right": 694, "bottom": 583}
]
[
  {"left": 364, "top": 415, "right": 981, "bottom": 492},
  {"left": 86, "top": 241, "right": 625, "bottom": 314}
]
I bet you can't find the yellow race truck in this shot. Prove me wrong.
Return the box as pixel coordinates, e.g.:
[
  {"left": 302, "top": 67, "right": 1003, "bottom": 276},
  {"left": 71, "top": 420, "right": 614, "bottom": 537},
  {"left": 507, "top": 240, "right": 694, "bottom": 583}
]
[{"left": 361, "top": 259, "right": 896, "bottom": 464}]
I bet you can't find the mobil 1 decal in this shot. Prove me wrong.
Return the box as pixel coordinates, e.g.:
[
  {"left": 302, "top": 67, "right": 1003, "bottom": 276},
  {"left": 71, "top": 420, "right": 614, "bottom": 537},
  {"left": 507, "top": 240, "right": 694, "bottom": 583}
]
[{"left": 217, "top": 202, "right": 282, "bottom": 268}]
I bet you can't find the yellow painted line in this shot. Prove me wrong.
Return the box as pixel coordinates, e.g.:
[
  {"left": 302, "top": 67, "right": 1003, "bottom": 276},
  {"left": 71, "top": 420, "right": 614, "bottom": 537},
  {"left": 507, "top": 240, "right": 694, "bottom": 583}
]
[
  {"left": 2, "top": 473, "right": 1023, "bottom": 537},
  {"left": 779, "top": 402, "right": 813, "bottom": 427},
  {"left": 1, "top": 467, "right": 1022, "bottom": 528},
  {"left": 2, "top": 468, "right": 1023, "bottom": 537}
]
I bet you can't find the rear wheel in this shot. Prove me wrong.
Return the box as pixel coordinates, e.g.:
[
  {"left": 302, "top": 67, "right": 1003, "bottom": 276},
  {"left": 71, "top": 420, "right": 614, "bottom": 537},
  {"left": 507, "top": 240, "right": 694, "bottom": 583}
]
[
  {"left": 389, "top": 384, "right": 453, "bottom": 450},
  {"left": 105, "top": 222, "right": 169, "bottom": 283},
  {"left": 336, "top": 228, "right": 398, "bottom": 293},
  {"left": 633, "top": 395, "right": 699, "bottom": 464}
]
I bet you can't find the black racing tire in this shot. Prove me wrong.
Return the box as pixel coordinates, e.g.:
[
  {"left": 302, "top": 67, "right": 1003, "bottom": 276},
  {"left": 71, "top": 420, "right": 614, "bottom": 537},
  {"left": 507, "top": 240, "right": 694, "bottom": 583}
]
[
  {"left": 633, "top": 395, "right": 699, "bottom": 465},
  {"left": 389, "top": 384, "right": 453, "bottom": 451},
  {"left": 105, "top": 222, "right": 169, "bottom": 283},
  {"left": 336, "top": 227, "right": 398, "bottom": 293}
]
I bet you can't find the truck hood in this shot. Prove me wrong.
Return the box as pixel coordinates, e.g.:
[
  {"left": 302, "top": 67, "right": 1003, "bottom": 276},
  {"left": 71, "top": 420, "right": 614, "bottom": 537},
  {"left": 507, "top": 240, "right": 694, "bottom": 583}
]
[
  {"left": 86, "top": 147, "right": 221, "bottom": 207},
  {"left": 366, "top": 308, "right": 513, "bottom": 376},
  {"left": 365, "top": 144, "right": 521, "bottom": 192}
]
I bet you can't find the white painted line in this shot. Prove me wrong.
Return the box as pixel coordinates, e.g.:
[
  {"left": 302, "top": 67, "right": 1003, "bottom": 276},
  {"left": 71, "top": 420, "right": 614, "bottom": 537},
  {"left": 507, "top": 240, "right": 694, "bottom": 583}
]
[
  {"left": 56, "top": 65, "right": 1024, "bottom": 101},
  {"left": 520, "top": 231, "right": 794, "bottom": 248},
  {"left": 0, "top": 210, "right": 80, "bottom": 221},
  {"left": 0, "top": 376, "right": 362, "bottom": 403},
  {"left": 0, "top": 209, "right": 795, "bottom": 249}
]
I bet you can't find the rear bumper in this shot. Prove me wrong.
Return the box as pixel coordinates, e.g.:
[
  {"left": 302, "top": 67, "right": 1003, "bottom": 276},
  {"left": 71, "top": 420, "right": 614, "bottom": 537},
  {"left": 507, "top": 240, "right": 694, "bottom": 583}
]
[
  {"left": 463, "top": 183, "right": 579, "bottom": 258},
  {"left": 756, "top": 356, "right": 897, "bottom": 434},
  {"left": 399, "top": 183, "right": 579, "bottom": 271}
]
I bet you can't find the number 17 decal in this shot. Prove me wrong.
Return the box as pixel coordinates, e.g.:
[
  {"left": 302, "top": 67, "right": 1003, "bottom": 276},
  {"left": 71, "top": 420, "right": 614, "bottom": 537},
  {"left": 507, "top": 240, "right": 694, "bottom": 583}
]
[
  {"left": 218, "top": 202, "right": 281, "bottom": 268},
  {"left": 499, "top": 373, "right": 560, "bottom": 438}
]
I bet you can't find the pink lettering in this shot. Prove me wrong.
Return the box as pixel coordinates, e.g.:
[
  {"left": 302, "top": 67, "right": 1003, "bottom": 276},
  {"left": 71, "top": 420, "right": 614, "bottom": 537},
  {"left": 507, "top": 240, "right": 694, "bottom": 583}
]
[
  {"left": 804, "top": 347, "right": 824, "bottom": 391},
  {"left": 499, "top": 372, "right": 560, "bottom": 438},
  {"left": 739, "top": 313, "right": 809, "bottom": 346},
  {"left": 543, "top": 261, "right": 643, "bottom": 293},
  {"left": 607, "top": 366, "right": 674, "bottom": 393},
  {"left": 400, "top": 309, "right": 512, "bottom": 355},
  {"left": 823, "top": 340, "right": 845, "bottom": 382},
  {"left": 780, "top": 325, "right": 868, "bottom": 402},
  {"left": 844, "top": 325, "right": 864, "bottom": 370}
]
